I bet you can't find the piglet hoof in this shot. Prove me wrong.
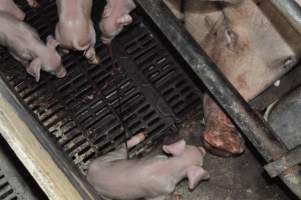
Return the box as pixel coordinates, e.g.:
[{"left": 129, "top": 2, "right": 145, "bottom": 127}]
[
  {"left": 95, "top": 56, "right": 101, "bottom": 64},
  {"left": 126, "top": 132, "right": 146, "bottom": 148},
  {"left": 101, "top": 35, "right": 112, "bottom": 45},
  {"left": 55, "top": 67, "right": 67, "bottom": 78},
  {"left": 88, "top": 56, "right": 100, "bottom": 65},
  {"left": 27, "top": 0, "right": 39, "bottom": 8}
]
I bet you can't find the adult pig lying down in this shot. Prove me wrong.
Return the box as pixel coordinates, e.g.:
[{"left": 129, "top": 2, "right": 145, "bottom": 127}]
[
  {"left": 0, "top": 11, "right": 66, "bottom": 81},
  {"left": 87, "top": 133, "right": 209, "bottom": 200}
]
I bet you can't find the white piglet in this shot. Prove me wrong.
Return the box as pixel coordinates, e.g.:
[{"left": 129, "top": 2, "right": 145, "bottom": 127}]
[
  {"left": 0, "top": 11, "right": 66, "bottom": 81},
  {"left": 87, "top": 133, "right": 209, "bottom": 200},
  {"left": 99, "top": 0, "right": 136, "bottom": 44},
  {"left": 55, "top": 0, "right": 99, "bottom": 64}
]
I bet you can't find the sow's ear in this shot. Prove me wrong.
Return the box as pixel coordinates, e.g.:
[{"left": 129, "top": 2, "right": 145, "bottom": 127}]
[
  {"left": 163, "top": 140, "right": 186, "bottom": 156},
  {"left": 187, "top": 166, "right": 210, "bottom": 190}
]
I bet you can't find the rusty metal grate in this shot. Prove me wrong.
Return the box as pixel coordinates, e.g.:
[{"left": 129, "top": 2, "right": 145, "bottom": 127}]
[{"left": 0, "top": 0, "right": 202, "bottom": 177}]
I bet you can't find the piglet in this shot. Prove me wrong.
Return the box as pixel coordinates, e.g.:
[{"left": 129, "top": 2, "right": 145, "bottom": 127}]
[
  {"left": 0, "top": 0, "right": 25, "bottom": 20},
  {"left": 99, "top": 0, "right": 136, "bottom": 44},
  {"left": 0, "top": 11, "right": 66, "bottom": 81},
  {"left": 87, "top": 133, "right": 209, "bottom": 200},
  {"left": 55, "top": 0, "right": 99, "bottom": 64}
]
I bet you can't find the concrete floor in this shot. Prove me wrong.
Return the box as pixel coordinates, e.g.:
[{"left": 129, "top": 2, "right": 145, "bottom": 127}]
[
  {"left": 162, "top": 116, "right": 298, "bottom": 200},
  {"left": 174, "top": 149, "right": 295, "bottom": 200}
]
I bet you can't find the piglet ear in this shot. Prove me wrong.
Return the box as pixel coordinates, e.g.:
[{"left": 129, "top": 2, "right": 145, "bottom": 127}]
[
  {"left": 163, "top": 140, "right": 186, "bottom": 156},
  {"left": 187, "top": 166, "right": 210, "bottom": 190},
  {"left": 27, "top": 58, "right": 42, "bottom": 82},
  {"left": 102, "top": 2, "right": 112, "bottom": 18},
  {"left": 46, "top": 35, "right": 60, "bottom": 50}
]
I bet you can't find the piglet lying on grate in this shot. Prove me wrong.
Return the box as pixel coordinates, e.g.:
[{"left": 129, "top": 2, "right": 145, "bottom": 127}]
[{"left": 87, "top": 133, "right": 209, "bottom": 200}]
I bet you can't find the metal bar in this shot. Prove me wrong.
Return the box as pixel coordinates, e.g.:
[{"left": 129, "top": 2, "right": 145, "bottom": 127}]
[
  {"left": 250, "top": 64, "right": 301, "bottom": 111},
  {"left": 264, "top": 145, "right": 301, "bottom": 178},
  {"left": 271, "top": 0, "right": 301, "bottom": 35},
  {"left": 135, "top": 0, "right": 301, "bottom": 198}
]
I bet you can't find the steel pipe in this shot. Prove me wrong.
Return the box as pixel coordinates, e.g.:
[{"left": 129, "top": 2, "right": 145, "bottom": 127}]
[
  {"left": 271, "top": 0, "right": 301, "bottom": 35},
  {"left": 264, "top": 145, "right": 301, "bottom": 178}
]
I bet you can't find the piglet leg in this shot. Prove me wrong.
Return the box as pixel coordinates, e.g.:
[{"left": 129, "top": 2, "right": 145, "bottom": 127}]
[
  {"left": 85, "top": 46, "right": 100, "bottom": 64},
  {"left": 126, "top": 132, "right": 145, "bottom": 148},
  {"left": 98, "top": 133, "right": 145, "bottom": 162},
  {"left": 84, "top": 24, "right": 99, "bottom": 64}
]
